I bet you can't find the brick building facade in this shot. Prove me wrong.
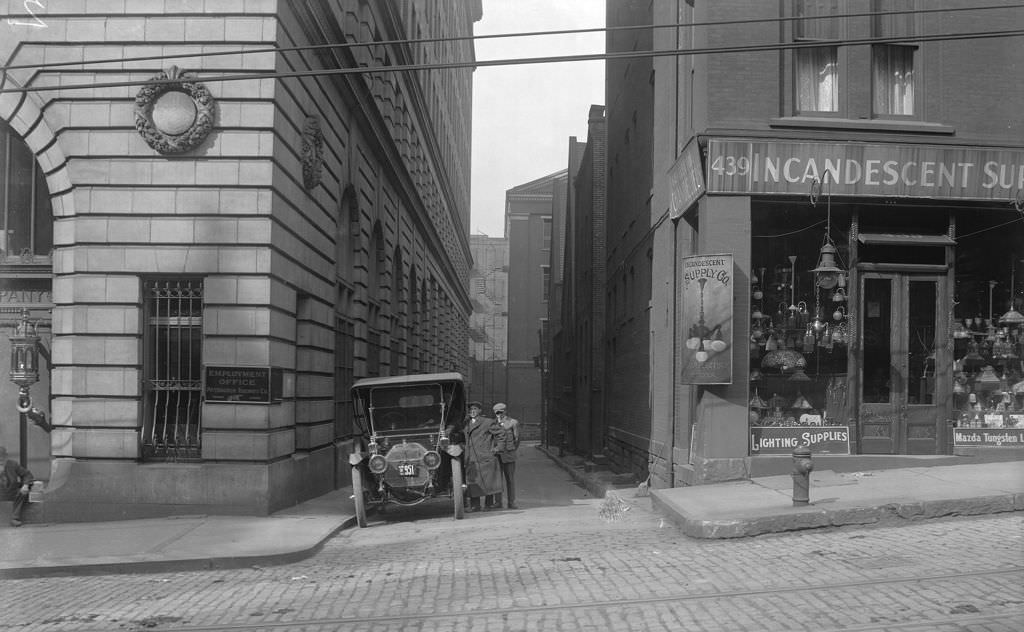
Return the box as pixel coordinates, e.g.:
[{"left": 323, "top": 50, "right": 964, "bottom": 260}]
[{"left": 547, "top": 0, "right": 1023, "bottom": 488}]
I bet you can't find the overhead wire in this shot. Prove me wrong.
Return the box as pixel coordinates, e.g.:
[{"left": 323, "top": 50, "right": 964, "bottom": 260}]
[
  {"left": 2, "top": 28, "right": 1022, "bottom": 94},
  {"left": 0, "top": 3, "right": 1019, "bottom": 73}
]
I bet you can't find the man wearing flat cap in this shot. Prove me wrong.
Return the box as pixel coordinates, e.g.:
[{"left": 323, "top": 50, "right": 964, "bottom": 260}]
[
  {"left": 463, "top": 401, "right": 502, "bottom": 511},
  {"left": 492, "top": 403, "right": 520, "bottom": 509}
]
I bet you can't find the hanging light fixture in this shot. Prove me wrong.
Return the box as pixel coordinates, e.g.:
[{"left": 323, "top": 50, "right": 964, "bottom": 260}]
[
  {"left": 809, "top": 175, "right": 846, "bottom": 290},
  {"left": 999, "top": 253, "right": 1024, "bottom": 324}
]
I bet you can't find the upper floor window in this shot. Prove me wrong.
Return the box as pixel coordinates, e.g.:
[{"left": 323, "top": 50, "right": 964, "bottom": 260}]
[
  {"left": 792, "top": 0, "right": 919, "bottom": 118},
  {"left": 794, "top": 0, "right": 839, "bottom": 113},
  {"left": 542, "top": 217, "right": 552, "bottom": 251},
  {"left": 872, "top": 0, "right": 916, "bottom": 116}
]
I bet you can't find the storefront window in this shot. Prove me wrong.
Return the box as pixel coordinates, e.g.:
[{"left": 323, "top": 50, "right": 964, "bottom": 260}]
[
  {"left": 749, "top": 205, "right": 851, "bottom": 444},
  {"left": 952, "top": 209, "right": 1024, "bottom": 431}
]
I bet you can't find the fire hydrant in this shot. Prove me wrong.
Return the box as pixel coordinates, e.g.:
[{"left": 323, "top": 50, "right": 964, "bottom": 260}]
[{"left": 791, "top": 444, "right": 813, "bottom": 506}]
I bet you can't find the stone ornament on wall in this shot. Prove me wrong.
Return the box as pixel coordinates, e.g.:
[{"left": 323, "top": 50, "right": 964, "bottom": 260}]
[
  {"left": 134, "top": 65, "right": 216, "bottom": 155},
  {"left": 301, "top": 116, "right": 324, "bottom": 190}
]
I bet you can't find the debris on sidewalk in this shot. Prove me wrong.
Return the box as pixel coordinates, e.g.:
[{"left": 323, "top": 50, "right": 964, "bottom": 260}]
[{"left": 598, "top": 490, "right": 632, "bottom": 522}]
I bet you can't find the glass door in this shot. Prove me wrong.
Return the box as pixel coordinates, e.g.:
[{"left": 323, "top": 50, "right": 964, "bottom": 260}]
[{"left": 858, "top": 273, "right": 947, "bottom": 454}]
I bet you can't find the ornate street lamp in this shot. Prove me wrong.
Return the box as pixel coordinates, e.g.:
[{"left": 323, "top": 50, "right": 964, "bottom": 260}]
[{"left": 8, "top": 309, "right": 51, "bottom": 442}]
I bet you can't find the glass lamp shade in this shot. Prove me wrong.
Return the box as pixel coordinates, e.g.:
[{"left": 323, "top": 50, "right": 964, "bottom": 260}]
[
  {"left": 811, "top": 242, "right": 844, "bottom": 289},
  {"left": 789, "top": 368, "right": 812, "bottom": 382},
  {"left": 1000, "top": 307, "right": 1024, "bottom": 325},
  {"left": 749, "top": 389, "right": 768, "bottom": 410},
  {"left": 8, "top": 310, "right": 41, "bottom": 388},
  {"left": 792, "top": 392, "right": 814, "bottom": 409}
]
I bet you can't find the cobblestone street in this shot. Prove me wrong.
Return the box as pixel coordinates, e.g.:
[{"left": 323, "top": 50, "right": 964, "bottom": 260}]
[{"left": 4, "top": 448, "right": 1022, "bottom": 631}]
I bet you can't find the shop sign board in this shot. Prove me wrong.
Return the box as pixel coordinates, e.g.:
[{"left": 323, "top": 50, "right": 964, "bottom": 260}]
[
  {"left": 750, "top": 426, "right": 851, "bottom": 455},
  {"left": 953, "top": 425, "right": 1024, "bottom": 448},
  {"left": 204, "top": 365, "right": 283, "bottom": 403},
  {"left": 668, "top": 138, "right": 705, "bottom": 219},
  {"left": 680, "top": 253, "right": 733, "bottom": 384},
  {"left": 706, "top": 139, "right": 1024, "bottom": 202}
]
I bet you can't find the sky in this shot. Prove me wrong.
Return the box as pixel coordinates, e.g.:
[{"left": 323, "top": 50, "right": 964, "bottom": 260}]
[{"left": 470, "top": 0, "right": 606, "bottom": 238}]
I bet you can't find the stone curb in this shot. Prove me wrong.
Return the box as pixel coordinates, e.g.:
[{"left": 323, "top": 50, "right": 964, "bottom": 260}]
[
  {"left": 650, "top": 490, "right": 1023, "bottom": 540},
  {"left": 0, "top": 515, "right": 359, "bottom": 580}
]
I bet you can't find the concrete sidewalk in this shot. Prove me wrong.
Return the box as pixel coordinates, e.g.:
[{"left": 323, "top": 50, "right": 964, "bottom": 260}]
[
  {"left": 539, "top": 446, "right": 1024, "bottom": 539},
  {"left": 648, "top": 460, "right": 1024, "bottom": 538},
  {"left": 2, "top": 447, "right": 1022, "bottom": 578},
  {"left": 0, "top": 488, "right": 356, "bottom": 579}
]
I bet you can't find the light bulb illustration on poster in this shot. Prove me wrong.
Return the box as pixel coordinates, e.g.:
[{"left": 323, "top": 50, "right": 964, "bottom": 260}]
[{"left": 681, "top": 253, "right": 734, "bottom": 384}]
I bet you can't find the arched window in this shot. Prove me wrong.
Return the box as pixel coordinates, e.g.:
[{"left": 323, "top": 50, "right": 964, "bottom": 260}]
[
  {"left": 1, "top": 121, "right": 53, "bottom": 268},
  {"left": 366, "top": 222, "right": 386, "bottom": 376},
  {"left": 391, "top": 247, "right": 406, "bottom": 370},
  {"left": 336, "top": 185, "right": 357, "bottom": 282}
]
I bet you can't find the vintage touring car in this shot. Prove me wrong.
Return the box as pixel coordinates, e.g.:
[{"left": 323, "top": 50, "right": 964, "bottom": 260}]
[{"left": 348, "top": 372, "right": 467, "bottom": 527}]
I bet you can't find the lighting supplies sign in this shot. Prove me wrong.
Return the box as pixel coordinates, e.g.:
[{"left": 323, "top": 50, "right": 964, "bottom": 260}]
[
  {"left": 750, "top": 426, "right": 851, "bottom": 455},
  {"left": 680, "top": 253, "right": 733, "bottom": 384}
]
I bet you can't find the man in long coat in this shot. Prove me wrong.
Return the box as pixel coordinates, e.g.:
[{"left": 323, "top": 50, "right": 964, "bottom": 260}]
[{"left": 463, "top": 401, "right": 502, "bottom": 511}]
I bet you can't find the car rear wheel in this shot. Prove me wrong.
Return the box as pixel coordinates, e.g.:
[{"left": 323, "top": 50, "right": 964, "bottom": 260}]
[
  {"left": 451, "top": 458, "right": 465, "bottom": 520},
  {"left": 351, "top": 465, "right": 367, "bottom": 528}
]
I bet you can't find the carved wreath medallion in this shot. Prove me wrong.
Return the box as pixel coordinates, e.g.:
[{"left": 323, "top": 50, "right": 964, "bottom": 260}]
[
  {"left": 134, "top": 65, "right": 216, "bottom": 155},
  {"left": 301, "top": 116, "right": 324, "bottom": 190}
]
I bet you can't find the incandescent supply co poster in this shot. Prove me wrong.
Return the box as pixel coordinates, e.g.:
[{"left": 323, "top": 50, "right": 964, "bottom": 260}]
[{"left": 680, "top": 253, "right": 734, "bottom": 384}]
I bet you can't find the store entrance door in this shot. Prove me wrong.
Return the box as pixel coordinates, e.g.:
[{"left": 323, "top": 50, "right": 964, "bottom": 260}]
[{"left": 858, "top": 273, "right": 948, "bottom": 454}]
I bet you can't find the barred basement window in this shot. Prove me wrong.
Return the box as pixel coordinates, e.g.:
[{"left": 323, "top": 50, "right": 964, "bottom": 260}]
[{"left": 142, "top": 279, "right": 203, "bottom": 461}]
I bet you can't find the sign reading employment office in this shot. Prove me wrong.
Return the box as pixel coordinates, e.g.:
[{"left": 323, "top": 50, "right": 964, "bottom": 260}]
[
  {"left": 707, "top": 139, "right": 1024, "bottom": 202},
  {"left": 205, "top": 366, "right": 283, "bottom": 403}
]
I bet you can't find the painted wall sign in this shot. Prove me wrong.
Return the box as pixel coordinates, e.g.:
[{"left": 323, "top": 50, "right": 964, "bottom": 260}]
[
  {"left": 750, "top": 425, "right": 851, "bottom": 455},
  {"left": 953, "top": 426, "right": 1024, "bottom": 448},
  {"left": 680, "top": 253, "right": 733, "bottom": 384},
  {"left": 668, "top": 138, "right": 705, "bottom": 219},
  {"left": 707, "top": 139, "right": 1024, "bottom": 202},
  {"left": 204, "top": 366, "right": 283, "bottom": 403}
]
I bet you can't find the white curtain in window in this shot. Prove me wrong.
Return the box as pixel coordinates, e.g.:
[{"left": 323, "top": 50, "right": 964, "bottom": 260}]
[
  {"left": 797, "top": 47, "right": 838, "bottom": 112},
  {"left": 873, "top": 45, "right": 914, "bottom": 115}
]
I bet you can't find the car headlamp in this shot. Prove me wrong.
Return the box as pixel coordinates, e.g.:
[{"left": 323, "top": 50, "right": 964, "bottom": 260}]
[
  {"left": 368, "top": 454, "right": 388, "bottom": 474},
  {"left": 422, "top": 450, "right": 441, "bottom": 470}
]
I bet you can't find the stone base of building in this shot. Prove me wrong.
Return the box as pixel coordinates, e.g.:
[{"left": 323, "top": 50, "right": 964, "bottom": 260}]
[
  {"left": 27, "top": 439, "right": 358, "bottom": 523},
  {"left": 676, "top": 458, "right": 750, "bottom": 486}
]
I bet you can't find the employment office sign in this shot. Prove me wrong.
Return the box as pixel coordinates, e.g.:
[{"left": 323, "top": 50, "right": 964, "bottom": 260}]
[
  {"left": 205, "top": 366, "right": 283, "bottom": 403},
  {"left": 707, "top": 139, "right": 1024, "bottom": 202}
]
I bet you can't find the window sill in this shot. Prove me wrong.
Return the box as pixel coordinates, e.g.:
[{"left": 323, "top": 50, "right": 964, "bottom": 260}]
[{"left": 769, "top": 117, "right": 955, "bottom": 135}]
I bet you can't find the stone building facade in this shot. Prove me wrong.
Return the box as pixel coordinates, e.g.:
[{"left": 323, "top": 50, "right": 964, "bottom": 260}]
[{"left": 0, "top": 0, "right": 479, "bottom": 521}]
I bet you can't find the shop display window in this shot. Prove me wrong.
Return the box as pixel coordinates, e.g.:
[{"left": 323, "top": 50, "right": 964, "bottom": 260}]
[
  {"left": 748, "top": 204, "right": 851, "bottom": 434},
  {"left": 952, "top": 210, "right": 1024, "bottom": 430}
]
